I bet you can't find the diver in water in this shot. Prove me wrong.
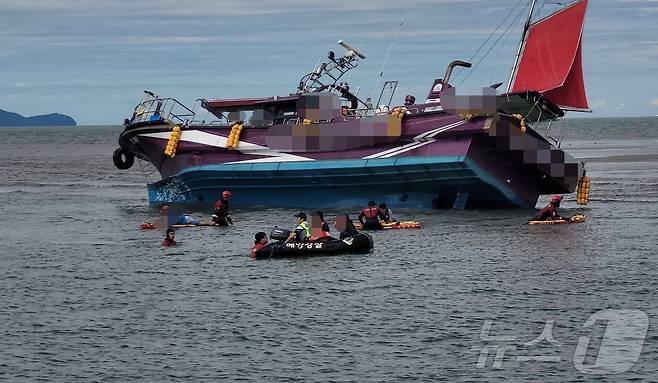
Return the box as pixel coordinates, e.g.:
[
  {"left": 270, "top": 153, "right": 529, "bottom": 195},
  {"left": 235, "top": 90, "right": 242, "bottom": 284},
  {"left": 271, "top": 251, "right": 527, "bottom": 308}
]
[{"left": 533, "top": 195, "right": 564, "bottom": 221}]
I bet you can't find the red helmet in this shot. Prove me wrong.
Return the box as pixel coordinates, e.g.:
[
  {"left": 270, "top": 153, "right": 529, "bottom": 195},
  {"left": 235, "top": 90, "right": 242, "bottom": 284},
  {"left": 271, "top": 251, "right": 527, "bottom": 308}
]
[
  {"left": 222, "top": 190, "right": 232, "bottom": 199},
  {"left": 550, "top": 195, "right": 563, "bottom": 203}
]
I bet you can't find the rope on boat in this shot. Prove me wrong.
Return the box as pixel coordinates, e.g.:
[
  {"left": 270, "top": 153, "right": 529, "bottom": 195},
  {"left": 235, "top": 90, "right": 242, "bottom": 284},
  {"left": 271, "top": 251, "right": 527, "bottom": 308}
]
[
  {"left": 368, "top": 8, "right": 409, "bottom": 105},
  {"left": 452, "top": 0, "right": 525, "bottom": 84},
  {"left": 454, "top": 0, "right": 530, "bottom": 87}
]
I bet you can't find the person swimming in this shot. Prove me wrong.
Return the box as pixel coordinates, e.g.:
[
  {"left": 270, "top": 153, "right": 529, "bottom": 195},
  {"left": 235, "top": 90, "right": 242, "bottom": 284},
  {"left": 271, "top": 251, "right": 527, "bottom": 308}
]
[
  {"left": 162, "top": 228, "right": 177, "bottom": 247},
  {"left": 250, "top": 232, "right": 268, "bottom": 258}
]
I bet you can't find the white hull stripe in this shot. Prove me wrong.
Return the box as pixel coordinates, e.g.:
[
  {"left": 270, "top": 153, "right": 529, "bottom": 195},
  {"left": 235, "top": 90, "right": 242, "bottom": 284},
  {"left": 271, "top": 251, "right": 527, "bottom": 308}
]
[
  {"left": 139, "top": 120, "right": 466, "bottom": 164},
  {"left": 138, "top": 130, "right": 313, "bottom": 163},
  {"left": 363, "top": 120, "right": 466, "bottom": 159}
]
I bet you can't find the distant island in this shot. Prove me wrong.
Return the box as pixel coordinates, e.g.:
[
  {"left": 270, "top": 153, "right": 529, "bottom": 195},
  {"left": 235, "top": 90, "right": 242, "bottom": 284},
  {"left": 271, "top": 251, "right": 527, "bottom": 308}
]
[{"left": 0, "top": 108, "right": 76, "bottom": 126}]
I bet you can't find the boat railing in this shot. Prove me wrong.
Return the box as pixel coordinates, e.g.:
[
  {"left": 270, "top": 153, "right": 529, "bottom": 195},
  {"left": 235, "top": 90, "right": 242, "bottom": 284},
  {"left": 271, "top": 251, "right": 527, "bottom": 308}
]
[
  {"left": 130, "top": 97, "right": 195, "bottom": 126},
  {"left": 297, "top": 40, "right": 365, "bottom": 94}
]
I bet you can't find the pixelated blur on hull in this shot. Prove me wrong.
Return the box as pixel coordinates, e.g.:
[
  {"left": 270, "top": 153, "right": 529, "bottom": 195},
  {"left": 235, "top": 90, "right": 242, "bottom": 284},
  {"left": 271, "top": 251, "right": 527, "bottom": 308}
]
[{"left": 114, "top": 1, "right": 590, "bottom": 209}]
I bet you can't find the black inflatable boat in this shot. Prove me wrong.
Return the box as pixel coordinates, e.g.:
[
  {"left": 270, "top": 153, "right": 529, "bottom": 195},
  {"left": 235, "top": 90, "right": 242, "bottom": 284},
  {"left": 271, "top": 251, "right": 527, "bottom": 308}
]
[{"left": 253, "top": 228, "right": 374, "bottom": 259}]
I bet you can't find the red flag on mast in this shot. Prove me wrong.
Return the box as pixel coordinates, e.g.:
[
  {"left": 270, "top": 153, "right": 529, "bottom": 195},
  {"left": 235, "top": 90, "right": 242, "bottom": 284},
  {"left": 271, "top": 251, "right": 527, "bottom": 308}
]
[{"left": 511, "top": 0, "right": 590, "bottom": 112}]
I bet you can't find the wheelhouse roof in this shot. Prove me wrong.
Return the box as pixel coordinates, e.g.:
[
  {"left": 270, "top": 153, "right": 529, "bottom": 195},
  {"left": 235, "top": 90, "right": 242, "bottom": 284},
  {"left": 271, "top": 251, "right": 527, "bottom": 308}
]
[{"left": 202, "top": 95, "right": 299, "bottom": 110}]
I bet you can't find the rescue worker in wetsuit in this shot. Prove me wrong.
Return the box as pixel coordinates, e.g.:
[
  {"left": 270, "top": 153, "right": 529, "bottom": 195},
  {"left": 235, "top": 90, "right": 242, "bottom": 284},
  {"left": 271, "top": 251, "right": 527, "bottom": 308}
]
[
  {"left": 358, "top": 201, "right": 383, "bottom": 230},
  {"left": 335, "top": 214, "right": 360, "bottom": 239},
  {"left": 285, "top": 212, "right": 312, "bottom": 243},
  {"left": 533, "top": 195, "right": 564, "bottom": 221},
  {"left": 250, "top": 232, "right": 268, "bottom": 258},
  {"left": 377, "top": 203, "right": 398, "bottom": 224},
  {"left": 212, "top": 190, "right": 233, "bottom": 226}
]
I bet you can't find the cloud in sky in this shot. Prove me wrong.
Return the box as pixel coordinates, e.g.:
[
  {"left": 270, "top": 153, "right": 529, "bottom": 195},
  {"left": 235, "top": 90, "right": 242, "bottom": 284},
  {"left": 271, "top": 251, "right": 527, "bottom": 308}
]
[
  {"left": 651, "top": 98, "right": 658, "bottom": 106},
  {"left": 0, "top": 0, "right": 657, "bottom": 123},
  {"left": 0, "top": 0, "right": 481, "bottom": 16}
]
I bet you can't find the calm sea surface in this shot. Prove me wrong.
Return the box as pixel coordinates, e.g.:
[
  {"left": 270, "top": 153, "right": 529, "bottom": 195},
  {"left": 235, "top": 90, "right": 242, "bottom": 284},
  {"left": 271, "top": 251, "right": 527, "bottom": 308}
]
[{"left": 1, "top": 117, "right": 657, "bottom": 382}]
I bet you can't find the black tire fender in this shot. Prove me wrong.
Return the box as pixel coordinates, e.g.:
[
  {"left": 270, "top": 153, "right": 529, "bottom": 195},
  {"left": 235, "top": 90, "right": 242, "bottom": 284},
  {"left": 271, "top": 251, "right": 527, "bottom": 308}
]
[{"left": 113, "top": 147, "right": 134, "bottom": 170}]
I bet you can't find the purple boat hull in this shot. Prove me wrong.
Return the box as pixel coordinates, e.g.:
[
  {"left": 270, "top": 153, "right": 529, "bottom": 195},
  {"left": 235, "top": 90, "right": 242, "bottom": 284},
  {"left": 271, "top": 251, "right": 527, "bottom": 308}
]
[{"left": 118, "top": 112, "right": 581, "bottom": 209}]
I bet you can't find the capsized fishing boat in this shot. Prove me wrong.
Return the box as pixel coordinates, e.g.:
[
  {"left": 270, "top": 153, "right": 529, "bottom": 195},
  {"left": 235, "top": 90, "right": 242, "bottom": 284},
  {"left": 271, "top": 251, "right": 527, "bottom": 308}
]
[{"left": 114, "top": 0, "right": 590, "bottom": 209}]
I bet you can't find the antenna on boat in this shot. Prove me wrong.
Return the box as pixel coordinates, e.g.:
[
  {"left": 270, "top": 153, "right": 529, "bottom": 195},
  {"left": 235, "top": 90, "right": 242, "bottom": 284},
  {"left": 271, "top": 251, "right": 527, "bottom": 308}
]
[
  {"left": 338, "top": 40, "right": 366, "bottom": 59},
  {"left": 296, "top": 40, "right": 367, "bottom": 98},
  {"left": 506, "top": 0, "right": 538, "bottom": 93},
  {"left": 368, "top": 9, "right": 409, "bottom": 106}
]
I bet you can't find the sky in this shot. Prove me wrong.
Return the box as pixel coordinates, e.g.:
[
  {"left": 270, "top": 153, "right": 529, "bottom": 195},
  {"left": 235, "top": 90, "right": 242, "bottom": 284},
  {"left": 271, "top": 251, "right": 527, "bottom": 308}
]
[{"left": 1, "top": 0, "right": 657, "bottom": 125}]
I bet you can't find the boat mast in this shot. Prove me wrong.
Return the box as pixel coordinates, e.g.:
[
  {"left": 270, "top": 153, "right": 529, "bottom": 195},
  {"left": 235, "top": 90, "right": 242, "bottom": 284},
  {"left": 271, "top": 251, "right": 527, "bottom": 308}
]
[{"left": 506, "top": 0, "right": 538, "bottom": 93}]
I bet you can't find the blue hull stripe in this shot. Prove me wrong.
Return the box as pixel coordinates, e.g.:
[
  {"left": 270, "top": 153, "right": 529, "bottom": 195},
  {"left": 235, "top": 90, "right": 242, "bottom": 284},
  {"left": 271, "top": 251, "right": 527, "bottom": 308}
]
[
  {"left": 148, "top": 155, "right": 523, "bottom": 208},
  {"left": 178, "top": 155, "right": 463, "bottom": 173}
]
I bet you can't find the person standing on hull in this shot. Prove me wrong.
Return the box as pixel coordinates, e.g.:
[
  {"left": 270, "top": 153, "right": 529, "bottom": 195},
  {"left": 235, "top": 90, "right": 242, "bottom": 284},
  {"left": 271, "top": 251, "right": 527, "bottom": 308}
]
[
  {"left": 285, "top": 212, "right": 312, "bottom": 243},
  {"left": 212, "top": 190, "right": 233, "bottom": 226},
  {"left": 359, "top": 201, "right": 383, "bottom": 230},
  {"left": 532, "top": 195, "right": 564, "bottom": 221}
]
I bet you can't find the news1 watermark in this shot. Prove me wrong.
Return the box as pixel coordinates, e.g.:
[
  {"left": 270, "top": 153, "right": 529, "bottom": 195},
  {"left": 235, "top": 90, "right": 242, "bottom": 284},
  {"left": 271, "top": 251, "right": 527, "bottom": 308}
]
[{"left": 472, "top": 309, "right": 649, "bottom": 374}]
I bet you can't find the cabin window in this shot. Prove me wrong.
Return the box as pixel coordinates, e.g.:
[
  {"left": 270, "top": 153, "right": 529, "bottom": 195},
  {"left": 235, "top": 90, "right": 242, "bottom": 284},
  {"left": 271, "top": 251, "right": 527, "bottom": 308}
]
[{"left": 214, "top": 109, "right": 278, "bottom": 127}]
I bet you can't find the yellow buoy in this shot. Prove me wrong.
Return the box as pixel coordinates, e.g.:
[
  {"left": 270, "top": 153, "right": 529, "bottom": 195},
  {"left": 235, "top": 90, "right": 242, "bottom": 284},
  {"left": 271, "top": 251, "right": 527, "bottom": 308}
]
[
  {"left": 164, "top": 125, "right": 182, "bottom": 157},
  {"left": 576, "top": 175, "right": 591, "bottom": 205},
  {"left": 225, "top": 122, "right": 244, "bottom": 149}
]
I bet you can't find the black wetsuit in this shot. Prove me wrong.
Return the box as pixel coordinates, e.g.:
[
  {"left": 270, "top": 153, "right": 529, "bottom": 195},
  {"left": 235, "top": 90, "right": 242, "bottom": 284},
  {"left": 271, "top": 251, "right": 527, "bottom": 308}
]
[
  {"left": 358, "top": 206, "right": 382, "bottom": 230},
  {"left": 213, "top": 198, "right": 232, "bottom": 226},
  {"left": 339, "top": 220, "right": 360, "bottom": 239}
]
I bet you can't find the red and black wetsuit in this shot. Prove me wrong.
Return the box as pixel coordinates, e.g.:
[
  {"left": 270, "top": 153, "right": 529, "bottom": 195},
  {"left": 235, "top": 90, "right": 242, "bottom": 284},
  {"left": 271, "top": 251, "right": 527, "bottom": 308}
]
[
  {"left": 358, "top": 206, "right": 382, "bottom": 230},
  {"left": 250, "top": 243, "right": 265, "bottom": 258},
  {"left": 377, "top": 207, "right": 390, "bottom": 223},
  {"left": 161, "top": 238, "right": 177, "bottom": 247},
  {"left": 533, "top": 202, "right": 559, "bottom": 221},
  {"left": 213, "top": 198, "right": 232, "bottom": 226}
]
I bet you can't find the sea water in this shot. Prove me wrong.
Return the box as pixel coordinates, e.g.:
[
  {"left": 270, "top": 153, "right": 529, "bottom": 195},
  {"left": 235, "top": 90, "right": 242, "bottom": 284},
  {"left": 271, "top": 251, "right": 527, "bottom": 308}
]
[{"left": 1, "top": 118, "right": 657, "bottom": 381}]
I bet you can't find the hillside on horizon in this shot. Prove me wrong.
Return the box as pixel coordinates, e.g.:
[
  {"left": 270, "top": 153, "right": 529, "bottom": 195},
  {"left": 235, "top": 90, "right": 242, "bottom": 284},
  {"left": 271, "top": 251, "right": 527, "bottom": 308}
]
[{"left": 0, "top": 108, "right": 76, "bottom": 127}]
